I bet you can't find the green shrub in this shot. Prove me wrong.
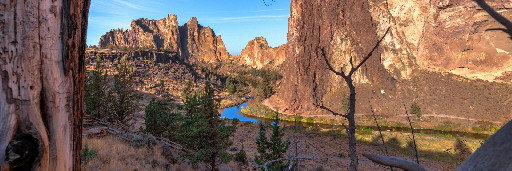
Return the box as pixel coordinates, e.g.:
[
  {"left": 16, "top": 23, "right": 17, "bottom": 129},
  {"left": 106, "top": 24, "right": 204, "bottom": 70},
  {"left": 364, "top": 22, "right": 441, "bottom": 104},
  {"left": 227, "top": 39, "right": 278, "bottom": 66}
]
[
  {"left": 355, "top": 128, "right": 373, "bottom": 135},
  {"left": 234, "top": 144, "right": 248, "bottom": 165},
  {"left": 436, "top": 121, "right": 455, "bottom": 131},
  {"left": 131, "top": 135, "right": 148, "bottom": 147},
  {"left": 410, "top": 102, "right": 422, "bottom": 118},
  {"left": 490, "top": 125, "right": 499, "bottom": 132},
  {"left": 474, "top": 120, "right": 499, "bottom": 132},
  {"left": 472, "top": 126, "right": 483, "bottom": 132},
  {"left": 306, "top": 117, "right": 314, "bottom": 123},
  {"left": 81, "top": 142, "right": 97, "bottom": 163},
  {"left": 294, "top": 115, "right": 303, "bottom": 122},
  {"left": 336, "top": 152, "right": 345, "bottom": 158},
  {"left": 145, "top": 99, "right": 182, "bottom": 138}
]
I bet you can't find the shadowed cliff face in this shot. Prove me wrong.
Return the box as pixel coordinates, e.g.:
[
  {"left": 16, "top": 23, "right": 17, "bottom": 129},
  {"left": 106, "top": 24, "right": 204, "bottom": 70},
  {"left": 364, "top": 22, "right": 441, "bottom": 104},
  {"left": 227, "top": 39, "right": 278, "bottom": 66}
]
[
  {"left": 99, "top": 15, "right": 231, "bottom": 64},
  {"left": 274, "top": 0, "right": 396, "bottom": 113},
  {"left": 272, "top": 0, "right": 512, "bottom": 114}
]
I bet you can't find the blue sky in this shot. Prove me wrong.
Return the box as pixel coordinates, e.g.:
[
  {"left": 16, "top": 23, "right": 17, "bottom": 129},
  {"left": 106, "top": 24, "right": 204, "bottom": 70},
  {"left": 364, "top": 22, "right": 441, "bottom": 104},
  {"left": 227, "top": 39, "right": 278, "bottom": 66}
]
[{"left": 87, "top": 0, "right": 291, "bottom": 55}]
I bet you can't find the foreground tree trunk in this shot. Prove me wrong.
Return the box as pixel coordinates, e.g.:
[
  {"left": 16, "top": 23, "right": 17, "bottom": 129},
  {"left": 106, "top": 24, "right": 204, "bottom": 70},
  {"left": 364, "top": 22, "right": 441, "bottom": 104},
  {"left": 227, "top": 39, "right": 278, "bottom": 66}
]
[{"left": 0, "top": 0, "right": 90, "bottom": 170}]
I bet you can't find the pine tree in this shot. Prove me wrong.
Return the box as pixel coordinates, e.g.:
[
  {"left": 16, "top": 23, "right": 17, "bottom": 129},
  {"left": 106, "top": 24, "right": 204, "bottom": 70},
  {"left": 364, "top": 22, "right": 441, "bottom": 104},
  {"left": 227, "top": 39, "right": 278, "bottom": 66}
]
[
  {"left": 111, "top": 55, "right": 141, "bottom": 122},
  {"left": 179, "top": 82, "right": 236, "bottom": 171},
  {"left": 85, "top": 54, "right": 110, "bottom": 118},
  {"left": 144, "top": 98, "right": 182, "bottom": 138},
  {"left": 254, "top": 113, "right": 291, "bottom": 170},
  {"left": 226, "top": 76, "right": 237, "bottom": 94},
  {"left": 255, "top": 122, "right": 270, "bottom": 164}
]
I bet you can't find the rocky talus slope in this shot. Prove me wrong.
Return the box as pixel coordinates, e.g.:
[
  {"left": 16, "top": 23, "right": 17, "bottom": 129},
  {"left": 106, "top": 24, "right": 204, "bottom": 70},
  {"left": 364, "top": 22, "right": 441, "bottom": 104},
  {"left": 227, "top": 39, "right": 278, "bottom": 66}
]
[
  {"left": 270, "top": 0, "right": 512, "bottom": 122},
  {"left": 86, "top": 50, "right": 217, "bottom": 98}
]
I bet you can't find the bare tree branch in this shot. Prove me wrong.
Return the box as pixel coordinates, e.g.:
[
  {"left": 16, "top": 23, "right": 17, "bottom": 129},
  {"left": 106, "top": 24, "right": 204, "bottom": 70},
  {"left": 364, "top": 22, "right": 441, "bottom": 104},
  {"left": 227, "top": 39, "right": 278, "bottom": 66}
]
[
  {"left": 369, "top": 102, "right": 393, "bottom": 171},
  {"left": 320, "top": 48, "right": 348, "bottom": 78},
  {"left": 404, "top": 104, "right": 419, "bottom": 164},
  {"left": 350, "top": 27, "right": 391, "bottom": 76},
  {"left": 319, "top": 26, "right": 391, "bottom": 171},
  {"left": 349, "top": 55, "right": 355, "bottom": 69},
  {"left": 315, "top": 104, "right": 349, "bottom": 118},
  {"left": 341, "top": 123, "right": 349, "bottom": 132},
  {"left": 255, "top": 157, "right": 313, "bottom": 171},
  {"left": 473, "top": 0, "right": 512, "bottom": 37},
  {"left": 362, "top": 154, "right": 428, "bottom": 171}
]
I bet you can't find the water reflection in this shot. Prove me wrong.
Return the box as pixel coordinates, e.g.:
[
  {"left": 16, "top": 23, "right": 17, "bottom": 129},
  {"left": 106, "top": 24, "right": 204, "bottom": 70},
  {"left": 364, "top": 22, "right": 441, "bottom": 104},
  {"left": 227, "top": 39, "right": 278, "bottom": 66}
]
[{"left": 220, "top": 103, "right": 259, "bottom": 123}]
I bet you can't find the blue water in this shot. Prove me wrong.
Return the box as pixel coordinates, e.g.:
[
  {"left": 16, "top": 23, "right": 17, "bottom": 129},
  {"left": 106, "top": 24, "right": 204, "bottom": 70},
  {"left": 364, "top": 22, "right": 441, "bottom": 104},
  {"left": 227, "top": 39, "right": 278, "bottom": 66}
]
[{"left": 221, "top": 103, "right": 259, "bottom": 123}]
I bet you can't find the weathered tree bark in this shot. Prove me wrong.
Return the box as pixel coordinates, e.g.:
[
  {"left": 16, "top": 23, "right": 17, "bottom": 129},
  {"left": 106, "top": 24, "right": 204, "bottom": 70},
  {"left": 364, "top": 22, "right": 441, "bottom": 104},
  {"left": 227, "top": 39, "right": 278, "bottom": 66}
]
[{"left": 0, "top": 0, "right": 90, "bottom": 170}]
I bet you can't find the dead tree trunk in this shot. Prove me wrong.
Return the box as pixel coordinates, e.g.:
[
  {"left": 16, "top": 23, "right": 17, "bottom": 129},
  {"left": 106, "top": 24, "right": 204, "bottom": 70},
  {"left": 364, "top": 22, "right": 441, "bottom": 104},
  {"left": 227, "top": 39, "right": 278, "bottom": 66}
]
[
  {"left": 319, "top": 27, "right": 390, "bottom": 171},
  {"left": 0, "top": 0, "right": 90, "bottom": 170}
]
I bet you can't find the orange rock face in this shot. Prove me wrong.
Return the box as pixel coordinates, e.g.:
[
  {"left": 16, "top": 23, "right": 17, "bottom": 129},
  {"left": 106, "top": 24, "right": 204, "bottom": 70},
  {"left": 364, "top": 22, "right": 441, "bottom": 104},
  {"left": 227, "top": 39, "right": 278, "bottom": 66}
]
[
  {"left": 272, "top": 0, "right": 512, "bottom": 114},
  {"left": 99, "top": 15, "right": 231, "bottom": 63},
  {"left": 238, "top": 37, "right": 286, "bottom": 68}
]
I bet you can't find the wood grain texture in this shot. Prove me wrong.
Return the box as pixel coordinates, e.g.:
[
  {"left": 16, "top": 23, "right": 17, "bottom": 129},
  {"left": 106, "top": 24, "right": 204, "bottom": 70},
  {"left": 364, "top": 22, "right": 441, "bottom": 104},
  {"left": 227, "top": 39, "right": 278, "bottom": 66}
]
[{"left": 0, "top": 0, "right": 89, "bottom": 170}]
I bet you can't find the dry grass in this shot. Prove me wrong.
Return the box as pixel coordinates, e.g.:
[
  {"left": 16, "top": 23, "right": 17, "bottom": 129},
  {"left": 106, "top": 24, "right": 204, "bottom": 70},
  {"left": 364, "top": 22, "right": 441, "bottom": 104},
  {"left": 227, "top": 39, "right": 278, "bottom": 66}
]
[
  {"left": 80, "top": 122, "right": 460, "bottom": 171},
  {"left": 81, "top": 135, "right": 171, "bottom": 171}
]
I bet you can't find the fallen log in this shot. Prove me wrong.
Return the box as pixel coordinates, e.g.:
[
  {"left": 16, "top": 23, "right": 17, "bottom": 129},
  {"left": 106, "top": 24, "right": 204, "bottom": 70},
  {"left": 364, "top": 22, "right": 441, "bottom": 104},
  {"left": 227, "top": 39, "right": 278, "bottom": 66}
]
[{"left": 362, "top": 154, "right": 427, "bottom": 171}]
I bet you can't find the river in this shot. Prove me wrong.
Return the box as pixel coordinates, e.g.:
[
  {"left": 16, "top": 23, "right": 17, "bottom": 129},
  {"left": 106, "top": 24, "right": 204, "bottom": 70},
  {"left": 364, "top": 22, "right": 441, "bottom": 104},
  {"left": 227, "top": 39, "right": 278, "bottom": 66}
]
[{"left": 220, "top": 102, "right": 490, "bottom": 140}]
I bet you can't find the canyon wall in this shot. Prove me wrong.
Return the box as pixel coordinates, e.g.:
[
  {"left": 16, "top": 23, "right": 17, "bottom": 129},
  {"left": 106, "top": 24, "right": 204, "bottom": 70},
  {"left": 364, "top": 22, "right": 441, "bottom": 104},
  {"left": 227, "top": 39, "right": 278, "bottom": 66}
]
[
  {"left": 272, "top": 0, "right": 512, "bottom": 115},
  {"left": 99, "top": 15, "right": 231, "bottom": 64}
]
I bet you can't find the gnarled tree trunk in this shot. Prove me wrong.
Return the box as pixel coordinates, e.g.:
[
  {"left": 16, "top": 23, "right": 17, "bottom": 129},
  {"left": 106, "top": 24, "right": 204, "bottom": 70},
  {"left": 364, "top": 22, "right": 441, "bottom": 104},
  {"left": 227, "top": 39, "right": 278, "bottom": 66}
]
[{"left": 0, "top": 0, "right": 90, "bottom": 170}]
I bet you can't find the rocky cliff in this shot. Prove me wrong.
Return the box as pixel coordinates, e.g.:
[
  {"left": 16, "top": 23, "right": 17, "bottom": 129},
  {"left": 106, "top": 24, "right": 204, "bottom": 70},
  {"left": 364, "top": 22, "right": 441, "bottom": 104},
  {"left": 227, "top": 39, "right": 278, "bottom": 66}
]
[
  {"left": 238, "top": 37, "right": 286, "bottom": 68},
  {"left": 270, "top": 0, "right": 512, "bottom": 120},
  {"left": 99, "top": 15, "right": 231, "bottom": 64}
]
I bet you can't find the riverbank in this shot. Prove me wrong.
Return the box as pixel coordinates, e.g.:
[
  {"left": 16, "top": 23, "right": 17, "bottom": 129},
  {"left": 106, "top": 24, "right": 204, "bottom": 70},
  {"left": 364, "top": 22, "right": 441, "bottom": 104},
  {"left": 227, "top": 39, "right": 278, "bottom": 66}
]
[
  {"left": 237, "top": 102, "right": 485, "bottom": 164},
  {"left": 240, "top": 101, "right": 497, "bottom": 138}
]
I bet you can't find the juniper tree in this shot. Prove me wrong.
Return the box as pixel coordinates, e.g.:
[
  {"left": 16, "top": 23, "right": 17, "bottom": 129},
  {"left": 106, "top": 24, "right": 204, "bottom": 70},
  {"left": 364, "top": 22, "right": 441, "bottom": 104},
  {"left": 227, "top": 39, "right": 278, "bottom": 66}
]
[
  {"left": 226, "top": 76, "right": 237, "bottom": 94},
  {"left": 179, "top": 82, "right": 236, "bottom": 171},
  {"left": 410, "top": 102, "right": 422, "bottom": 118},
  {"left": 85, "top": 54, "right": 110, "bottom": 118},
  {"left": 111, "top": 55, "right": 141, "bottom": 122},
  {"left": 144, "top": 99, "right": 182, "bottom": 138},
  {"left": 255, "top": 113, "right": 291, "bottom": 170}
]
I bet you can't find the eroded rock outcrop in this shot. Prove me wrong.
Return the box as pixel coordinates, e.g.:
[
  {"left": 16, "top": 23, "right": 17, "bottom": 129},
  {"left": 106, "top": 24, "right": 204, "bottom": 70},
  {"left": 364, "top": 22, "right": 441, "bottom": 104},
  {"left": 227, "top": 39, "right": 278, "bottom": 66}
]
[
  {"left": 271, "top": 0, "right": 512, "bottom": 116},
  {"left": 99, "top": 15, "right": 231, "bottom": 63},
  {"left": 239, "top": 37, "right": 286, "bottom": 68}
]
